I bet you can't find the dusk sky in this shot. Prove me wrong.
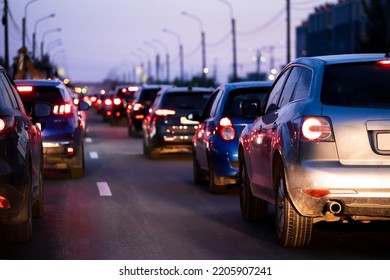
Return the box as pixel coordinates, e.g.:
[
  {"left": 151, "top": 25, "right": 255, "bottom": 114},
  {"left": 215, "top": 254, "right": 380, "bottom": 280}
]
[{"left": 3, "top": 0, "right": 339, "bottom": 83}]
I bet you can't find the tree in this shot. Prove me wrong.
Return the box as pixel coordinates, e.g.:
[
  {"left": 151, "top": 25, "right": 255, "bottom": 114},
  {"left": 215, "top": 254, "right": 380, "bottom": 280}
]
[{"left": 356, "top": 0, "right": 388, "bottom": 53}]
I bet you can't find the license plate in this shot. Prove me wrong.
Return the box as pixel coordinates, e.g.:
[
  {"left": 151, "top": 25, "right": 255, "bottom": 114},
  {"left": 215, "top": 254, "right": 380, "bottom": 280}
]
[{"left": 377, "top": 133, "right": 390, "bottom": 150}]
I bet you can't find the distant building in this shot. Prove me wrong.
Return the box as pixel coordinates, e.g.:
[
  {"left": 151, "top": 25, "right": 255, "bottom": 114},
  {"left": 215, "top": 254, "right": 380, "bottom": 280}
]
[{"left": 296, "top": 0, "right": 367, "bottom": 57}]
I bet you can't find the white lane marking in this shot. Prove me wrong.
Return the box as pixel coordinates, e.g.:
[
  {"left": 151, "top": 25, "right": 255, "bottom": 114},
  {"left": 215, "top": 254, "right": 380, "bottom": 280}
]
[
  {"left": 97, "top": 182, "right": 112, "bottom": 196},
  {"left": 85, "top": 137, "right": 92, "bottom": 143},
  {"left": 90, "top": 151, "right": 99, "bottom": 159}
]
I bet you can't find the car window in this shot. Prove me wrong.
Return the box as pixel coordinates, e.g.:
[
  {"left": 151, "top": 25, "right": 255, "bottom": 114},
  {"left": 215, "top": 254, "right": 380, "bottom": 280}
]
[
  {"left": 139, "top": 88, "right": 161, "bottom": 102},
  {"left": 162, "top": 92, "right": 211, "bottom": 110},
  {"left": 292, "top": 67, "right": 312, "bottom": 101},
  {"left": 225, "top": 87, "right": 270, "bottom": 117},
  {"left": 19, "top": 85, "right": 65, "bottom": 104},
  {"left": 264, "top": 68, "right": 291, "bottom": 114},
  {"left": 321, "top": 62, "right": 390, "bottom": 108},
  {"left": 278, "top": 67, "right": 301, "bottom": 108},
  {"left": 0, "top": 72, "right": 17, "bottom": 110},
  {"left": 209, "top": 89, "right": 224, "bottom": 117}
]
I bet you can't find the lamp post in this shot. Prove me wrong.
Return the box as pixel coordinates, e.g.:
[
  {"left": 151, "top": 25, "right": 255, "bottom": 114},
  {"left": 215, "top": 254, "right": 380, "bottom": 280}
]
[
  {"left": 22, "top": 0, "right": 39, "bottom": 48},
  {"left": 216, "top": 0, "right": 237, "bottom": 81},
  {"left": 144, "top": 41, "right": 160, "bottom": 82},
  {"left": 137, "top": 48, "right": 152, "bottom": 82},
  {"left": 182, "top": 11, "right": 207, "bottom": 80},
  {"left": 152, "top": 38, "right": 170, "bottom": 83},
  {"left": 131, "top": 52, "right": 145, "bottom": 84},
  {"left": 162, "top": 28, "right": 184, "bottom": 82},
  {"left": 40, "top": 28, "right": 61, "bottom": 59},
  {"left": 33, "top": 13, "right": 55, "bottom": 59}
]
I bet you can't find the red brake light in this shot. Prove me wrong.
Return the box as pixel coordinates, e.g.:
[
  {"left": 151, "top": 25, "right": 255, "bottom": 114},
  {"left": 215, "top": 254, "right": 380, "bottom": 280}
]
[
  {"left": 0, "top": 116, "right": 16, "bottom": 133},
  {"left": 155, "top": 109, "right": 176, "bottom": 116},
  {"left": 218, "top": 117, "right": 235, "bottom": 141},
  {"left": 133, "top": 103, "right": 143, "bottom": 111},
  {"left": 104, "top": 99, "right": 112, "bottom": 106},
  {"left": 0, "top": 196, "right": 11, "bottom": 208},
  {"left": 53, "top": 104, "right": 73, "bottom": 115},
  {"left": 113, "top": 97, "right": 121, "bottom": 105},
  {"left": 17, "top": 86, "right": 33, "bottom": 93},
  {"left": 301, "top": 117, "right": 333, "bottom": 141},
  {"left": 377, "top": 60, "right": 390, "bottom": 66}
]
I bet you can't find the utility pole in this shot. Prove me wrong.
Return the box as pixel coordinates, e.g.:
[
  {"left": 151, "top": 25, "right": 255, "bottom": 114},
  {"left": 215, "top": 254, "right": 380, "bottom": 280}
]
[
  {"left": 3, "top": 0, "right": 9, "bottom": 73},
  {"left": 286, "top": 0, "right": 291, "bottom": 64}
]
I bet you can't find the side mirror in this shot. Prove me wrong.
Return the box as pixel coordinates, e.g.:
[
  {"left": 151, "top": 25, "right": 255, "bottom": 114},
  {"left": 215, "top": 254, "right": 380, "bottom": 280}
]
[
  {"left": 240, "top": 99, "right": 262, "bottom": 117},
  {"left": 78, "top": 100, "right": 90, "bottom": 111}
]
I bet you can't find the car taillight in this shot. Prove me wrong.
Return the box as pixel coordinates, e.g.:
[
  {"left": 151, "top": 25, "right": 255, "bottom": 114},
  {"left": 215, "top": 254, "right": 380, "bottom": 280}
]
[
  {"left": 0, "top": 116, "right": 15, "bottom": 133},
  {"left": 17, "top": 86, "right": 33, "bottom": 93},
  {"left": 133, "top": 103, "right": 143, "bottom": 111},
  {"left": 53, "top": 103, "right": 73, "bottom": 115},
  {"left": 301, "top": 117, "right": 333, "bottom": 141},
  {"left": 104, "top": 99, "right": 112, "bottom": 106},
  {"left": 155, "top": 109, "right": 176, "bottom": 116},
  {"left": 377, "top": 60, "right": 390, "bottom": 66},
  {"left": 113, "top": 97, "right": 121, "bottom": 105},
  {"left": 218, "top": 117, "right": 235, "bottom": 141}
]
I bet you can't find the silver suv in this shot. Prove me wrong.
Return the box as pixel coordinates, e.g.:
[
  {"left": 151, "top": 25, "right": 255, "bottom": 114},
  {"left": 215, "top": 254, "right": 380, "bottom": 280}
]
[{"left": 239, "top": 53, "right": 390, "bottom": 247}]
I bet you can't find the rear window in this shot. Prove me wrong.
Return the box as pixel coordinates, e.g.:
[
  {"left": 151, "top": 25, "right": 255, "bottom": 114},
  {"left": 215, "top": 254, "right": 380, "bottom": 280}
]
[
  {"left": 18, "top": 86, "right": 66, "bottom": 104},
  {"left": 225, "top": 87, "right": 270, "bottom": 117},
  {"left": 139, "top": 88, "right": 161, "bottom": 102},
  {"left": 162, "top": 92, "right": 211, "bottom": 110},
  {"left": 321, "top": 62, "right": 390, "bottom": 108}
]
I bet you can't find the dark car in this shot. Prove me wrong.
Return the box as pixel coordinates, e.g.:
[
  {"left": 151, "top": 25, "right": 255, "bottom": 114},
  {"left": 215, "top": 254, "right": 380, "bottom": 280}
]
[
  {"left": 0, "top": 66, "right": 51, "bottom": 242},
  {"left": 15, "top": 79, "right": 89, "bottom": 179},
  {"left": 190, "top": 81, "right": 272, "bottom": 193},
  {"left": 106, "top": 85, "right": 138, "bottom": 126},
  {"left": 239, "top": 53, "right": 390, "bottom": 247},
  {"left": 142, "top": 86, "right": 213, "bottom": 159},
  {"left": 126, "top": 84, "right": 170, "bottom": 137}
]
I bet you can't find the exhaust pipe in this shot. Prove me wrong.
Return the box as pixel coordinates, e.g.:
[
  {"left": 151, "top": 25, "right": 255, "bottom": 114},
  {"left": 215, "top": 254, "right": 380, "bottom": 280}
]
[{"left": 327, "top": 201, "right": 342, "bottom": 214}]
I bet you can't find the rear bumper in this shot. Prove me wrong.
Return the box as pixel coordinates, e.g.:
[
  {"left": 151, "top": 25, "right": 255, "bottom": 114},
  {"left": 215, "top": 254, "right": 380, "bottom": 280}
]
[
  {"left": 286, "top": 160, "right": 390, "bottom": 220},
  {"left": 42, "top": 140, "right": 81, "bottom": 170}
]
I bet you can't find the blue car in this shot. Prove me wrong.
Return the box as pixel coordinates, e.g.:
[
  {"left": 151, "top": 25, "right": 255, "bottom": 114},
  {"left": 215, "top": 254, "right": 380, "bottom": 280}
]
[
  {"left": 16, "top": 79, "right": 89, "bottom": 179},
  {"left": 190, "top": 81, "right": 272, "bottom": 193}
]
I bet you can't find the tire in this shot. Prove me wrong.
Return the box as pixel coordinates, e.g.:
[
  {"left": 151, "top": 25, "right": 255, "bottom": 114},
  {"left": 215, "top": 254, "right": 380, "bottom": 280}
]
[
  {"left": 239, "top": 157, "right": 268, "bottom": 220},
  {"left": 4, "top": 168, "right": 33, "bottom": 243},
  {"left": 70, "top": 144, "right": 85, "bottom": 179},
  {"left": 208, "top": 163, "right": 224, "bottom": 194},
  {"left": 193, "top": 152, "right": 207, "bottom": 184},
  {"left": 275, "top": 164, "right": 313, "bottom": 247},
  {"left": 32, "top": 168, "right": 44, "bottom": 218},
  {"left": 148, "top": 144, "right": 159, "bottom": 160}
]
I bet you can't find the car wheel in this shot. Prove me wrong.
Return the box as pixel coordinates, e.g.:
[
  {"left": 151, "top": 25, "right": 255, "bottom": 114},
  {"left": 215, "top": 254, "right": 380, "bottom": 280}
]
[
  {"left": 193, "top": 152, "right": 207, "bottom": 184},
  {"left": 4, "top": 167, "right": 33, "bottom": 243},
  {"left": 208, "top": 163, "right": 224, "bottom": 194},
  {"left": 70, "top": 145, "right": 85, "bottom": 179},
  {"left": 239, "top": 157, "right": 268, "bottom": 220},
  {"left": 148, "top": 144, "right": 159, "bottom": 160},
  {"left": 275, "top": 164, "right": 313, "bottom": 247},
  {"left": 32, "top": 166, "right": 44, "bottom": 218},
  {"left": 143, "top": 137, "right": 149, "bottom": 156}
]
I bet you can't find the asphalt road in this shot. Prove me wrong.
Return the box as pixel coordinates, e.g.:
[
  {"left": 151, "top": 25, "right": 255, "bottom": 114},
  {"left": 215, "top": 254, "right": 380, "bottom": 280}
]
[{"left": 1, "top": 110, "right": 390, "bottom": 260}]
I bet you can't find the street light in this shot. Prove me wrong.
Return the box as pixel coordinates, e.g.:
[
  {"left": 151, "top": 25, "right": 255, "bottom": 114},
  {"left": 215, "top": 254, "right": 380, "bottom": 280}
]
[
  {"left": 22, "top": 0, "right": 39, "bottom": 48},
  {"left": 137, "top": 48, "right": 152, "bottom": 82},
  {"left": 182, "top": 11, "right": 207, "bottom": 80},
  {"left": 216, "top": 0, "right": 237, "bottom": 81},
  {"left": 41, "top": 28, "right": 61, "bottom": 59},
  {"left": 152, "top": 38, "right": 170, "bottom": 82},
  {"left": 33, "top": 13, "right": 55, "bottom": 59},
  {"left": 144, "top": 41, "right": 160, "bottom": 82},
  {"left": 162, "top": 28, "right": 184, "bottom": 82}
]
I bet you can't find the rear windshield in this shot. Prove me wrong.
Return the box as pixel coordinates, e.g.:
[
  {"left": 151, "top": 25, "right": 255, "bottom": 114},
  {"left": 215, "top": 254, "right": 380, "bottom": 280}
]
[
  {"left": 321, "top": 62, "right": 390, "bottom": 108},
  {"left": 225, "top": 87, "right": 270, "bottom": 117},
  {"left": 162, "top": 92, "right": 212, "bottom": 110},
  {"left": 139, "top": 88, "right": 161, "bottom": 102},
  {"left": 19, "top": 86, "right": 66, "bottom": 104}
]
